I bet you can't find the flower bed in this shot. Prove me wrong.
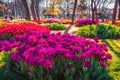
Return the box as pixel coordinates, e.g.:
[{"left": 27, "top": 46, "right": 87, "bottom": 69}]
[
  {"left": 61, "top": 19, "right": 72, "bottom": 24},
  {"left": 102, "top": 20, "right": 120, "bottom": 26},
  {"left": 45, "top": 23, "right": 66, "bottom": 30},
  {"left": 44, "top": 18, "right": 61, "bottom": 23},
  {"left": 75, "top": 19, "right": 99, "bottom": 26},
  {"left": 76, "top": 24, "right": 120, "bottom": 39},
  {"left": 0, "top": 20, "right": 12, "bottom": 27},
  {"left": 0, "top": 23, "right": 50, "bottom": 40},
  {"left": 0, "top": 31, "right": 112, "bottom": 80},
  {"left": 31, "top": 20, "right": 44, "bottom": 24}
]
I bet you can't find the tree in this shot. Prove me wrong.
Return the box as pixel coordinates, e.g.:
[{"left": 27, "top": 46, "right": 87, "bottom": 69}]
[
  {"left": 77, "top": 0, "right": 88, "bottom": 19},
  {"left": 90, "top": 0, "right": 114, "bottom": 21},
  {"left": 97, "top": 0, "right": 114, "bottom": 21},
  {"left": 34, "top": 0, "right": 40, "bottom": 20},
  {"left": 118, "top": 0, "right": 120, "bottom": 20},
  {"left": 64, "top": 0, "right": 78, "bottom": 34},
  {"left": 43, "top": 0, "right": 62, "bottom": 18},
  {"left": 13, "top": 0, "right": 24, "bottom": 19},
  {"left": 30, "top": 0, "right": 37, "bottom": 20},
  {"left": 43, "top": 7, "right": 62, "bottom": 17},
  {"left": 21, "top": 0, "right": 31, "bottom": 20},
  {"left": 91, "top": 0, "right": 95, "bottom": 20},
  {"left": 71, "top": 0, "right": 77, "bottom": 24},
  {"left": 0, "top": 1, "right": 11, "bottom": 16},
  {"left": 112, "top": 0, "right": 118, "bottom": 24}
]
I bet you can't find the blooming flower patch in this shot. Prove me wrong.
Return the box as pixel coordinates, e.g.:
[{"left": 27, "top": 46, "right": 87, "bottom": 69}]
[
  {"left": 61, "top": 19, "right": 72, "bottom": 24},
  {"left": 44, "top": 18, "right": 61, "bottom": 23},
  {"left": 0, "top": 31, "right": 112, "bottom": 80},
  {"left": 0, "top": 23, "right": 50, "bottom": 40},
  {"left": 31, "top": 20, "right": 44, "bottom": 24},
  {"left": 75, "top": 19, "right": 99, "bottom": 26}
]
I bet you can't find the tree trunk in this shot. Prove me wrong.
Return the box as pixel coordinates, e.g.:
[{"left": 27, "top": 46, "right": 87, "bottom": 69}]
[
  {"left": 64, "top": 0, "right": 78, "bottom": 34},
  {"left": 30, "top": 0, "right": 37, "bottom": 20},
  {"left": 21, "top": 0, "right": 31, "bottom": 20},
  {"left": 94, "top": 5, "right": 97, "bottom": 20},
  {"left": 35, "top": 0, "right": 40, "bottom": 20},
  {"left": 71, "top": 0, "right": 77, "bottom": 24},
  {"left": 91, "top": 0, "right": 94, "bottom": 21},
  {"left": 118, "top": 0, "right": 120, "bottom": 20},
  {"left": 66, "top": 0, "right": 69, "bottom": 19},
  {"left": 112, "top": 0, "right": 118, "bottom": 24}
]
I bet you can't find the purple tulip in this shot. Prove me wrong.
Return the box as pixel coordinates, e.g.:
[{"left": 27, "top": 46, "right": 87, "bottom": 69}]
[{"left": 83, "top": 61, "right": 92, "bottom": 68}]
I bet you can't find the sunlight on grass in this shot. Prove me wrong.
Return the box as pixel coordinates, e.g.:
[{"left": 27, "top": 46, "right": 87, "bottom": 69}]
[
  {"left": 102, "top": 39, "right": 120, "bottom": 80},
  {"left": 0, "top": 51, "right": 5, "bottom": 68}
]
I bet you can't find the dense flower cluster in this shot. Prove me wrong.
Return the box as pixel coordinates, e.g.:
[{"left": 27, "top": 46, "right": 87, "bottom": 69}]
[
  {"left": 115, "top": 22, "right": 120, "bottom": 26},
  {"left": 44, "top": 18, "right": 61, "bottom": 23},
  {"left": 61, "top": 19, "right": 72, "bottom": 24},
  {"left": 0, "top": 31, "right": 112, "bottom": 69},
  {"left": 31, "top": 20, "right": 44, "bottom": 24},
  {"left": 103, "top": 20, "right": 111, "bottom": 24},
  {"left": 102, "top": 20, "right": 120, "bottom": 26},
  {"left": 75, "top": 19, "right": 99, "bottom": 26},
  {"left": 1, "top": 19, "right": 10, "bottom": 23},
  {"left": 0, "top": 20, "right": 38, "bottom": 28},
  {"left": 31, "top": 19, "right": 72, "bottom": 24},
  {"left": 0, "top": 23, "right": 50, "bottom": 37},
  {"left": 0, "top": 20, "right": 11, "bottom": 27}
]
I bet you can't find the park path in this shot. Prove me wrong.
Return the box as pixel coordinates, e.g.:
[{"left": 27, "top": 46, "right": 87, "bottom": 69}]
[{"left": 51, "top": 24, "right": 79, "bottom": 34}]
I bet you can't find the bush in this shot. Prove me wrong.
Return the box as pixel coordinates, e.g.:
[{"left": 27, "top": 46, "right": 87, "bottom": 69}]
[
  {"left": 45, "top": 23, "right": 66, "bottom": 30},
  {"left": 76, "top": 24, "right": 120, "bottom": 39},
  {"left": 0, "top": 31, "right": 112, "bottom": 80}
]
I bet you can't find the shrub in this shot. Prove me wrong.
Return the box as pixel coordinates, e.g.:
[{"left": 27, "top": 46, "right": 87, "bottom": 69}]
[
  {"left": 0, "top": 31, "right": 112, "bottom": 80},
  {"left": 76, "top": 24, "right": 120, "bottom": 39},
  {"left": 45, "top": 23, "right": 66, "bottom": 30}
]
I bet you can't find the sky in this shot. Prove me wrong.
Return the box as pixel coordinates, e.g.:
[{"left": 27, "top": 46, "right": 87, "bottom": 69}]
[{"left": 107, "top": 3, "right": 114, "bottom": 9}]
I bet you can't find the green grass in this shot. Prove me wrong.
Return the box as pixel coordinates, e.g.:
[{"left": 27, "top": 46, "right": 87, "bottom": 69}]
[
  {"left": 102, "top": 39, "right": 120, "bottom": 80},
  {"left": 0, "top": 51, "right": 5, "bottom": 68}
]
